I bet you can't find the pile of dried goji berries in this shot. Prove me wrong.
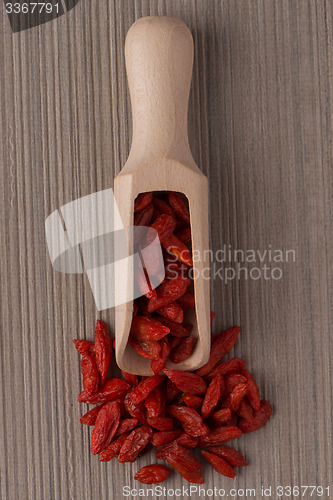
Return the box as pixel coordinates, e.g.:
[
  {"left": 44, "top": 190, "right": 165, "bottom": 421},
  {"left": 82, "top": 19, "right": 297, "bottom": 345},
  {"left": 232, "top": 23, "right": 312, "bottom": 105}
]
[
  {"left": 74, "top": 320, "right": 273, "bottom": 484},
  {"left": 130, "top": 191, "right": 197, "bottom": 372}
]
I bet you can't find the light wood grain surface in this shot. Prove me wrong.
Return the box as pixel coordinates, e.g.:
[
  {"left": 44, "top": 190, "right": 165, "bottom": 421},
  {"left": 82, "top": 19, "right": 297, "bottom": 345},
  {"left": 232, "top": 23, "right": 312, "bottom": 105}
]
[{"left": 0, "top": 1, "right": 332, "bottom": 499}]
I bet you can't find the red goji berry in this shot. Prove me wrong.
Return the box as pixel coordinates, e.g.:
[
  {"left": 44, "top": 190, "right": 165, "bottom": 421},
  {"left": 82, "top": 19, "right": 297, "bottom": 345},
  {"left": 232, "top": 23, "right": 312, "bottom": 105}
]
[
  {"left": 156, "top": 317, "right": 190, "bottom": 338},
  {"left": 150, "top": 214, "right": 176, "bottom": 242},
  {"left": 177, "top": 293, "right": 195, "bottom": 310},
  {"left": 129, "top": 336, "right": 162, "bottom": 360},
  {"left": 210, "top": 408, "right": 232, "bottom": 427},
  {"left": 118, "top": 424, "right": 154, "bottom": 463},
  {"left": 237, "top": 397, "right": 255, "bottom": 421},
  {"left": 78, "top": 379, "right": 130, "bottom": 404},
  {"left": 199, "top": 425, "right": 242, "bottom": 448},
  {"left": 208, "top": 445, "right": 248, "bottom": 467},
  {"left": 176, "top": 433, "right": 199, "bottom": 449},
  {"left": 80, "top": 353, "right": 99, "bottom": 396},
  {"left": 144, "top": 385, "right": 165, "bottom": 417},
  {"left": 164, "top": 368, "right": 207, "bottom": 396},
  {"left": 177, "top": 470, "right": 204, "bottom": 484},
  {"left": 238, "top": 400, "right": 272, "bottom": 433},
  {"left": 121, "top": 370, "right": 138, "bottom": 387},
  {"left": 147, "top": 276, "right": 190, "bottom": 313},
  {"left": 168, "top": 192, "right": 190, "bottom": 223},
  {"left": 124, "top": 393, "right": 146, "bottom": 424},
  {"left": 80, "top": 404, "right": 104, "bottom": 426},
  {"left": 162, "top": 234, "right": 193, "bottom": 267},
  {"left": 73, "top": 339, "right": 94, "bottom": 356},
  {"left": 134, "top": 203, "right": 154, "bottom": 226},
  {"left": 167, "top": 405, "right": 209, "bottom": 437},
  {"left": 134, "top": 192, "right": 153, "bottom": 212},
  {"left": 196, "top": 326, "right": 240, "bottom": 377},
  {"left": 147, "top": 417, "right": 174, "bottom": 431},
  {"left": 128, "top": 374, "right": 164, "bottom": 406},
  {"left": 151, "top": 337, "right": 173, "bottom": 375},
  {"left": 150, "top": 429, "right": 183, "bottom": 447},
  {"left": 170, "top": 335, "right": 197, "bottom": 364},
  {"left": 91, "top": 401, "right": 121, "bottom": 455},
  {"left": 174, "top": 227, "right": 191, "bottom": 244},
  {"left": 201, "top": 375, "right": 225, "bottom": 419},
  {"left": 166, "top": 379, "right": 181, "bottom": 403},
  {"left": 156, "top": 301, "right": 184, "bottom": 323},
  {"left": 205, "top": 357, "right": 247, "bottom": 382},
  {"left": 98, "top": 431, "right": 130, "bottom": 462},
  {"left": 165, "top": 443, "right": 202, "bottom": 475},
  {"left": 242, "top": 369, "right": 261, "bottom": 411},
  {"left": 224, "top": 373, "right": 247, "bottom": 395},
  {"left": 222, "top": 383, "right": 247, "bottom": 412},
  {"left": 134, "top": 464, "right": 172, "bottom": 484},
  {"left": 152, "top": 198, "right": 177, "bottom": 219},
  {"left": 183, "top": 394, "right": 203, "bottom": 411},
  {"left": 201, "top": 450, "right": 236, "bottom": 478},
  {"left": 94, "top": 320, "right": 113, "bottom": 385},
  {"left": 130, "top": 316, "right": 170, "bottom": 342},
  {"left": 115, "top": 418, "right": 138, "bottom": 436}
]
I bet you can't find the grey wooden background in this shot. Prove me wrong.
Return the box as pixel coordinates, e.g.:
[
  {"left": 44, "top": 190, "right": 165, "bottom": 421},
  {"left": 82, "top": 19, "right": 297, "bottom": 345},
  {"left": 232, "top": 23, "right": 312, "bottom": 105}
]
[{"left": 0, "top": 1, "right": 332, "bottom": 499}]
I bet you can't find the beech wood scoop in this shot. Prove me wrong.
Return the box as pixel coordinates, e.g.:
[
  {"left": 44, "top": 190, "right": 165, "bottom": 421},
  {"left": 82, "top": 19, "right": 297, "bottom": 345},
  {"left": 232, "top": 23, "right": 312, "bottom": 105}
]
[{"left": 114, "top": 16, "right": 210, "bottom": 375}]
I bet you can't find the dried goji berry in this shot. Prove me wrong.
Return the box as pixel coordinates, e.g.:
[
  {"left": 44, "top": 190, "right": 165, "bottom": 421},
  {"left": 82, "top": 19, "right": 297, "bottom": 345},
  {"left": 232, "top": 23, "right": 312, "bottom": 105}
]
[
  {"left": 80, "top": 353, "right": 99, "bottom": 396},
  {"left": 156, "top": 317, "right": 190, "bottom": 338},
  {"left": 118, "top": 424, "right": 154, "bottom": 463},
  {"left": 94, "top": 320, "right": 113, "bottom": 385},
  {"left": 134, "top": 203, "right": 154, "bottom": 226},
  {"left": 156, "top": 301, "right": 184, "bottom": 323},
  {"left": 238, "top": 400, "right": 272, "bottom": 433},
  {"left": 196, "top": 326, "right": 240, "bottom": 377},
  {"left": 165, "top": 443, "right": 202, "bottom": 475},
  {"left": 162, "top": 234, "right": 193, "bottom": 267},
  {"left": 210, "top": 408, "right": 232, "bottom": 427},
  {"left": 150, "top": 429, "right": 183, "bottom": 447},
  {"left": 168, "top": 192, "right": 190, "bottom": 223},
  {"left": 170, "top": 335, "right": 197, "bottom": 364},
  {"left": 224, "top": 373, "right": 247, "bottom": 395},
  {"left": 80, "top": 404, "right": 104, "bottom": 426},
  {"left": 151, "top": 338, "right": 172, "bottom": 375},
  {"left": 152, "top": 198, "right": 177, "bottom": 219},
  {"left": 147, "top": 417, "right": 174, "bottom": 431},
  {"left": 91, "top": 401, "right": 121, "bottom": 455},
  {"left": 144, "top": 385, "right": 165, "bottom": 417},
  {"left": 177, "top": 293, "right": 195, "bottom": 310},
  {"left": 167, "top": 405, "right": 209, "bottom": 437},
  {"left": 124, "top": 393, "right": 146, "bottom": 424},
  {"left": 134, "top": 464, "right": 172, "bottom": 484},
  {"left": 177, "top": 470, "right": 204, "bottom": 484},
  {"left": 237, "top": 397, "right": 254, "bottom": 421},
  {"left": 150, "top": 214, "right": 176, "bottom": 242},
  {"left": 115, "top": 418, "right": 138, "bottom": 436},
  {"left": 207, "top": 445, "right": 248, "bottom": 467},
  {"left": 166, "top": 379, "right": 181, "bottom": 403},
  {"left": 147, "top": 276, "right": 190, "bottom": 313},
  {"left": 222, "top": 383, "right": 247, "bottom": 412},
  {"left": 98, "top": 431, "right": 130, "bottom": 462},
  {"left": 205, "top": 357, "right": 247, "bottom": 382},
  {"left": 201, "top": 450, "right": 236, "bottom": 478},
  {"left": 78, "top": 379, "right": 130, "bottom": 404},
  {"left": 199, "top": 425, "right": 242, "bottom": 447},
  {"left": 129, "top": 336, "right": 162, "bottom": 360},
  {"left": 164, "top": 368, "right": 207, "bottom": 396},
  {"left": 121, "top": 370, "right": 138, "bottom": 387},
  {"left": 73, "top": 339, "right": 94, "bottom": 356},
  {"left": 130, "top": 316, "right": 170, "bottom": 342},
  {"left": 135, "top": 265, "right": 157, "bottom": 300},
  {"left": 201, "top": 375, "right": 225, "bottom": 419},
  {"left": 134, "top": 192, "right": 153, "bottom": 212},
  {"left": 183, "top": 394, "right": 203, "bottom": 411},
  {"left": 242, "top": 369, "right": 261, "bottom": 411},
  {"left": 176, "top": 433, "right": 199, "bottom": 449},
  {"left": 174, "top": 227, "right": 191, "bottom": 244},
  {"left": 128, "top": 374, "right": 164, "bottom": 406}
]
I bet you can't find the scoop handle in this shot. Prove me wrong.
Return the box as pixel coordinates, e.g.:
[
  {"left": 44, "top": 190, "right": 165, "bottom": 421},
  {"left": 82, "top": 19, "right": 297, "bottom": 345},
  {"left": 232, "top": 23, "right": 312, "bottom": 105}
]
[{"left": 125, "top": 16, "right": 194, "bottom": 163}]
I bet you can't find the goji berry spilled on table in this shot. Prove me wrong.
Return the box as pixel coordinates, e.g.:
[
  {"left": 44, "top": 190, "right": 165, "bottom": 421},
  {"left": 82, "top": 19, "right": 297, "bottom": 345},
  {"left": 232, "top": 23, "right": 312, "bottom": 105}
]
[{"left": 74, "top": 317, "right": 273, "bottom": 484}]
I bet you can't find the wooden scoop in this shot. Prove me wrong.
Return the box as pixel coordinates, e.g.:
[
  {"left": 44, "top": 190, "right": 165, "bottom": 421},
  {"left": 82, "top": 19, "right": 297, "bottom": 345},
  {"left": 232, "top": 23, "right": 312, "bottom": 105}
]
[{"left": 114, "top": 16, "right": 210, "bottom": 375}]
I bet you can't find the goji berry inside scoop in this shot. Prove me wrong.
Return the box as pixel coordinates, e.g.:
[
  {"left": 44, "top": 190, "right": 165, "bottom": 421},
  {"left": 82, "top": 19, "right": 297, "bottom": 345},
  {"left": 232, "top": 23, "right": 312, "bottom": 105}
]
[{"left": 118, "top": 190, "right": 211, "bottom": 376}]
